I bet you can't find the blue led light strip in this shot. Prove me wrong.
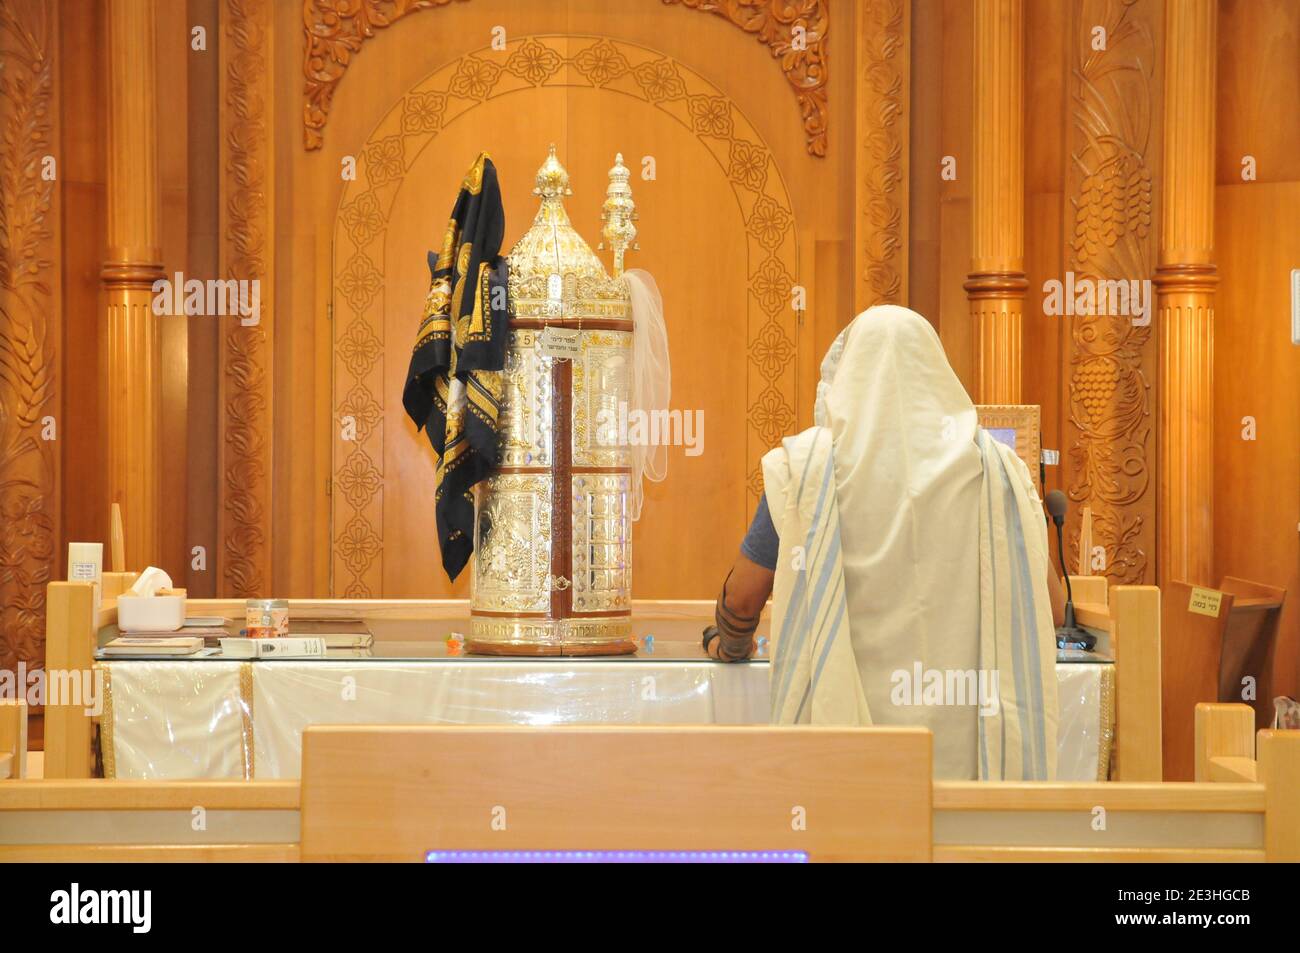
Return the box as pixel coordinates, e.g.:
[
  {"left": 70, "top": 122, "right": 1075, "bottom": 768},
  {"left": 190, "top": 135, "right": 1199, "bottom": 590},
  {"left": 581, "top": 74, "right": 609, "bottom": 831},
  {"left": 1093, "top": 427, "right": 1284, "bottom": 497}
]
[{"left": 425, "top": 850, "right": 807, "bottom": 864}]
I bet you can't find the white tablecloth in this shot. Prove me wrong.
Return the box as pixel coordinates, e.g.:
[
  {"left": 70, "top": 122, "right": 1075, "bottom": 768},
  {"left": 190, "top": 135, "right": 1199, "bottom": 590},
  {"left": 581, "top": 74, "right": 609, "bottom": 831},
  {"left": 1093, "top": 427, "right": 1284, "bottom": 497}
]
[{"left": 102, "top": 659, "right": 1111, "bottom": 780}]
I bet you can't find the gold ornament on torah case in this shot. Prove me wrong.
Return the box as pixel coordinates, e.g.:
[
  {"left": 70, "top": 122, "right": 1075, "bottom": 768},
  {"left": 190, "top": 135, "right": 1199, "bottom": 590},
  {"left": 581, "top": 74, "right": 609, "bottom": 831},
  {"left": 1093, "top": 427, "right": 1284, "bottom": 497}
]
[{"left": 469, "top": 148, "right": 639, "bottom": 656}]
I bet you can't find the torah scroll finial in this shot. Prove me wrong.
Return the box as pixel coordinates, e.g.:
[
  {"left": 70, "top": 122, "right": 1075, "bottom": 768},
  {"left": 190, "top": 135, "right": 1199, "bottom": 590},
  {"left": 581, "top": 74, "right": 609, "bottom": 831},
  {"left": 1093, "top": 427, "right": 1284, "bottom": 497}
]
[
  {"left": 599, "top": 152, "right": 638, "bottom": 276},
  {"left": 534, "top": 143, "right": 572, "bottom": 199}
]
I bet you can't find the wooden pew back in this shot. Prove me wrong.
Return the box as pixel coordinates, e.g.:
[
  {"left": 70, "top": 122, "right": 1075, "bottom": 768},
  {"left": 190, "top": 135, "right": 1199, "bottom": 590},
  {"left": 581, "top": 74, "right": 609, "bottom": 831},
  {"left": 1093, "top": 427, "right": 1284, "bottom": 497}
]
[
  {"left": 0, "top": 780, "right": 299, "bottom": 861},
  {"left": 1168, "top": 581, "right": 1288, "bottom": 779},
  {"left": 299, "top": 725, "right": 934, "bottom": 862},
  {"left": 933, "top": 780, "right": 1268, "bottom": 862}
]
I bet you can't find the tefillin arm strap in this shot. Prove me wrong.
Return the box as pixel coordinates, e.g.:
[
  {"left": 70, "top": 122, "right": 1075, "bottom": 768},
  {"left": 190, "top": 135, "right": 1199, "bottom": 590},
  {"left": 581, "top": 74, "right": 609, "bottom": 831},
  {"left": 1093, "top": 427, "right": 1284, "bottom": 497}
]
[{"left": 703, "top": 570, "right": 759, "bottom": 661}]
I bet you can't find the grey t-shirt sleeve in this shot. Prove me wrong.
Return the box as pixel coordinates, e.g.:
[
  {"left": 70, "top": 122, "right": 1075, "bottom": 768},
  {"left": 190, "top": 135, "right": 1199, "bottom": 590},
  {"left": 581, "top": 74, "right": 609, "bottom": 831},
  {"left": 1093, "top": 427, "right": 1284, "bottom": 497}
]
[{"left": 739, "top": 492, "right": 779, "bottom": 572}]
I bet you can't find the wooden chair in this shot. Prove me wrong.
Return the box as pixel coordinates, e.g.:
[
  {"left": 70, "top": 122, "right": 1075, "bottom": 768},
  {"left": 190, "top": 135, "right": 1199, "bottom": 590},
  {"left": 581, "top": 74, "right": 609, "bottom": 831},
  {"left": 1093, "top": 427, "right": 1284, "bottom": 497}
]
[
  {"left": 1165, "top": 577, "right": 1287, "bottom": 779},
  {"left": 0, "top": 701, "right": 27, "bottom": 780},
  {"left": 299, "top": 725, "right": 934, "bottom": 862}
]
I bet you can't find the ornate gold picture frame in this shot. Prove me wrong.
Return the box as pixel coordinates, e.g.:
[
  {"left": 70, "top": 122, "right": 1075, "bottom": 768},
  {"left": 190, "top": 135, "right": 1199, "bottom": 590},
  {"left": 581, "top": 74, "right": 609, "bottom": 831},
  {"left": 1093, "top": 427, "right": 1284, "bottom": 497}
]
[{"left": 976, "top": 404, "right": 1042, "bottom": 494}]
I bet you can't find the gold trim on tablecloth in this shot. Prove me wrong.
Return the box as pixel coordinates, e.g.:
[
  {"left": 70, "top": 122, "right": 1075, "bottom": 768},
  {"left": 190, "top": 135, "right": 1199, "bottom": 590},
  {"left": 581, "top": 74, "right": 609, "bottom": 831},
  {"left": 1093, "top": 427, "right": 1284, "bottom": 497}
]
[
  {"left": 100, "top": 663, "right": 116, "bottom": 780},
  {"left": 239, "top": 662, "right": 254, "bottom": 779},
  {"left": 1099, "top": 664, "right": 1115, "bottom": 781}
]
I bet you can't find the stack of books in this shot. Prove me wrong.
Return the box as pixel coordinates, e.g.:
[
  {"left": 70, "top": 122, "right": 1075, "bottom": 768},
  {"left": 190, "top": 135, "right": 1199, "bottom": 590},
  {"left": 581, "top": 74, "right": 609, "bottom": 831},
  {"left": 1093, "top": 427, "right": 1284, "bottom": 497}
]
[
  {"left": 103, "top": 617, "right": 236, "bottom": 657},
  {"left": 102, "top": 617, "right": 375, "bottom": 659}
]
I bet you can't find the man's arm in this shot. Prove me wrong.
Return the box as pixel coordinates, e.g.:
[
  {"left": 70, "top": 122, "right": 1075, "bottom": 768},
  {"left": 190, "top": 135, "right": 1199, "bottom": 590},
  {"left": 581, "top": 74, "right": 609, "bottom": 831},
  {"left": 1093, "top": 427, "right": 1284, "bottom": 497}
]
[
  {"left": 1047, "top": 562, "right": 1066, "bottom": 629},
  {"left": 705, "top": 495, "right": 779, "bottom": 661},
  {"left": 706, "top": 553, "right": 774, "bottom": 661}
]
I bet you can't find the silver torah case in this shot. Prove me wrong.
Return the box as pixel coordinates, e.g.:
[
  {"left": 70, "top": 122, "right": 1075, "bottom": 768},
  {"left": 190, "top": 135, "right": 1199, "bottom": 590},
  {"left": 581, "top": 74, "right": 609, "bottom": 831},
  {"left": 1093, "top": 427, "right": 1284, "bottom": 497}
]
[{"left": 468, "top": 149, "right": 639, "bottom": 656}]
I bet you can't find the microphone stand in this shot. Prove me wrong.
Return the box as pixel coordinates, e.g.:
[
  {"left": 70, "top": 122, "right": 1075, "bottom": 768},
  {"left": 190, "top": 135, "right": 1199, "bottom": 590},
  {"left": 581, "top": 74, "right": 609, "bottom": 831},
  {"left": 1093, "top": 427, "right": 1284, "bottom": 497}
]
[{"left": 1051, "top": 514, "right": 1095, "bottom": 651}]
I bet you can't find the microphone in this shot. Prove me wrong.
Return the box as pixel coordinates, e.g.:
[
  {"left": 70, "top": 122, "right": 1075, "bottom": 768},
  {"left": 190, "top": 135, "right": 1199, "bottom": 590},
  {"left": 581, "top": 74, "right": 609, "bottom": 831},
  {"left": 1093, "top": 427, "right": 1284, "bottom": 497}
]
[{"left": 1045, "top": 490, "right": 1095, "bottom": 651}]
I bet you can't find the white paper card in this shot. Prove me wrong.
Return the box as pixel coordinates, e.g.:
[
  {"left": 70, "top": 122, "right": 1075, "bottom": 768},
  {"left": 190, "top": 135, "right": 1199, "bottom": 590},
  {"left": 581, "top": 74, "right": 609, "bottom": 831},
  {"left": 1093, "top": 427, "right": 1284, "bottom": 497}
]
[{"left": 538, "top": 326, "right": 582, "bottom": 361}]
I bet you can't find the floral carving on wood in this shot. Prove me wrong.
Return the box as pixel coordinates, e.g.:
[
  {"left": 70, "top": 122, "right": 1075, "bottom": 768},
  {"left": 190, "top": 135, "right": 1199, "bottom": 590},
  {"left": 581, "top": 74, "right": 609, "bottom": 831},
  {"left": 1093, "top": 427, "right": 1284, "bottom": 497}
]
[
  {"left": 662, "top": 0, "right": 829, "bottom": 155},
  {"left": 855, "top": 0, "right": 906, "bottom": 307},
  {"left": 302, "top": 0, "right": 829, "bottom": 155},
  {"left": 1063, "top": 0, "right": 1158, "bottom": 585},
  {"left": 0, "top": 0, "right": 57, "bottom": 674},
  {"left": 303, "top": 0, "right": 467, "bottom": 149},
  {"left": 221, "top": 0, "right": 273, "bottom": 597}
]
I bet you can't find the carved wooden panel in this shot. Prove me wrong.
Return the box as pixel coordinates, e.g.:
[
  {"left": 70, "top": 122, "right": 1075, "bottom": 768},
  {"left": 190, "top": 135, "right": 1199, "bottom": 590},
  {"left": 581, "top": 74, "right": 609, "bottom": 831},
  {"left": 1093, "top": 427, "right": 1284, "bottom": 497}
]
[
  {"left": 331, "top": 34, "right": 802, "bottom": 597},
  {"left": 1062, "top": 0, "right": 1160, "bottom": 584},
  {"left": 661, "top": 0, "right": 829, "bottom": 156},
  {"left": 854, "top": 0, "right": 908, "bottom": 309},
  {"left": 303, "top": 0, "right": 829, "bottom": 155},
  {"left": 0, "top": 0, "right": 59, "bottom": 676},
  {"left": 219, "top": 0, "right": 275, "bottom": 596}
]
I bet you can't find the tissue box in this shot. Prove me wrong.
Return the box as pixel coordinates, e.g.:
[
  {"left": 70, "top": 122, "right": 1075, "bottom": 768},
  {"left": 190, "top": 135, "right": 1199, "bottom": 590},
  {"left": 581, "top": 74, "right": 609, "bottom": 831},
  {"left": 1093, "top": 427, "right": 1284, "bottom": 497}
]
[{"left": 116, "top": 594, "right": 186, "bottom": 633}]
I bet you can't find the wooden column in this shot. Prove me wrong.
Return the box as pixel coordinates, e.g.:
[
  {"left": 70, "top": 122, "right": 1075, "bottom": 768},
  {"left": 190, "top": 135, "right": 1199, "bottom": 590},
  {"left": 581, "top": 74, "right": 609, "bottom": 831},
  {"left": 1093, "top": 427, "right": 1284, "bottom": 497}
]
[
  {"left": 965, "top": 0, "right": 1026, "bottom": 403},
  {"left": 1155, "top": 0, "right": 1217, "bottom": 588},
  {"left": 102, "top": 0, "right": 163, "bottom": 570}
]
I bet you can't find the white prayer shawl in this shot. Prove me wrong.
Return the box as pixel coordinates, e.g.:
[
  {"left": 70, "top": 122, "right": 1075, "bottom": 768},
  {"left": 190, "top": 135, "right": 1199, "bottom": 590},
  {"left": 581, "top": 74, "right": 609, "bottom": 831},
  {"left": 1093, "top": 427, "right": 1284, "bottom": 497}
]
[
  {"left": 763, "top": 305, "right": 1057, "bottom": 781},
  {"left": 764, "top": 428, "right": 872, "bottom": 727}
]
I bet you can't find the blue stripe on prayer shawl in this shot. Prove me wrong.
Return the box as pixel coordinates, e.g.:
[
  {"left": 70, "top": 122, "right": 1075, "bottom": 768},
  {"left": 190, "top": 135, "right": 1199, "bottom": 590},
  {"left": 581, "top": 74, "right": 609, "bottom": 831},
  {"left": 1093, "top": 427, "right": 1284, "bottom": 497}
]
[
  {"left": 976, "top": 431, "right": 999, "bottom": 780},
  {"left": 806, "top": 504, "right": 847, "bottom": 691},
  {"left": 808, "top": 573, "right": 847, "bottom": 689},
  {"left": 1003, "top": 459, "right": 1044, "bottom": 776},
  {"left": 794, "top": 551, "right": 847, "bottom": 722},
  {"left": 774, "top": 459, "right": 836, "bottom": 720},
  {"left": 804, "top": 485, "right": 843, "bottom": 654},
  {"left": 1000, "top": 456, "right": 1049, "bottom": 778},
  {"left": 800, "top": 453, "right": 842, "bottom": 649},
  {"left": 773, "top": 436, "right": 837, "bottom": 716},
  {"left": 1005, "top": 488, "right": 1034, "bottom": 777},
  {"left": 771, "top": 438, "right": 826, "bottom": 716}
]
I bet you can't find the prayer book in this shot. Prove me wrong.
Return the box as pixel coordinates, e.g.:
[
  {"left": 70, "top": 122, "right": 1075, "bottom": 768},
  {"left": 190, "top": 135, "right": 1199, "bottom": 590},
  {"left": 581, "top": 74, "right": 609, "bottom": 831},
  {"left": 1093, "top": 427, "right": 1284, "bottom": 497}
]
[{"left": 102, "top": 637, "right": 204, "bottom": 656}]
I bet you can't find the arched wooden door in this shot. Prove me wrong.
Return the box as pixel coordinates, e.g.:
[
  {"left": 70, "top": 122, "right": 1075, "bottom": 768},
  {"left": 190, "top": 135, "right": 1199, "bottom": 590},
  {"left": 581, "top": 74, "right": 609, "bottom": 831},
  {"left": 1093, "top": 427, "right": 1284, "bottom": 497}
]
[{"left": 330, "top": 35, "right": 802, "bottom": 598}]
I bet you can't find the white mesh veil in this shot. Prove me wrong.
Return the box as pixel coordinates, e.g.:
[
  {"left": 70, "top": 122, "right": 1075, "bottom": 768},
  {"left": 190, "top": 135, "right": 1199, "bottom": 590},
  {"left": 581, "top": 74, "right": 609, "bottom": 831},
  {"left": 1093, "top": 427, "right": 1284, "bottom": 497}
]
[{"left": 623, "top": 268, "right": 671, "bottom": 521}]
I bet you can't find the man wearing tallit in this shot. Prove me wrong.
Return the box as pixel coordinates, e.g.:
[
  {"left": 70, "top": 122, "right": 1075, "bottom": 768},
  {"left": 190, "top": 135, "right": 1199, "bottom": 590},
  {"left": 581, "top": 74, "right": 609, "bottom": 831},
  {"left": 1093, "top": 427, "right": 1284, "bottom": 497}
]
[{"left": 704, "top": 305, "right": 1065, "bottom": 781}]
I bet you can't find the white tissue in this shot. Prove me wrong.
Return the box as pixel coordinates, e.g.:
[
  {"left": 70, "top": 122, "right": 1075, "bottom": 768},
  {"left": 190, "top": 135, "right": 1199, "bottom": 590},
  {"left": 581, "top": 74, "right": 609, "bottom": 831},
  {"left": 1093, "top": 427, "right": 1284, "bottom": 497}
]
[{"left": 127, "top": 566, "right": 174, "bottom": 598}]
